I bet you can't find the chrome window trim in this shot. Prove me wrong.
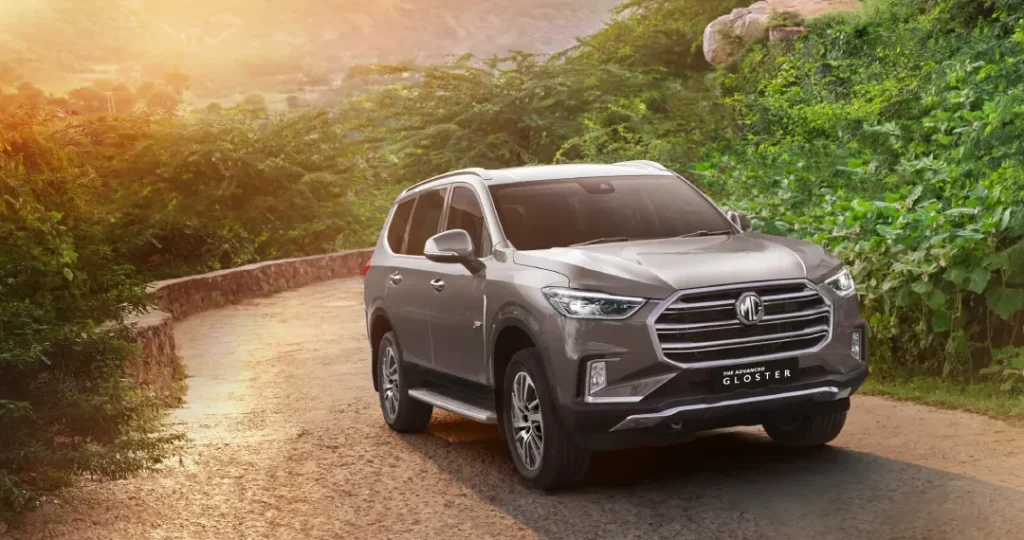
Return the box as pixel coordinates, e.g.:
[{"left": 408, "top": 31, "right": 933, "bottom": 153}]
[{"left": 645, "top": 278, "right": 834, "bottom": 370}]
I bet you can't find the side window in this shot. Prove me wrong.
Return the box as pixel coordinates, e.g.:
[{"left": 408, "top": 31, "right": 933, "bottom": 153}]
[
  {"left": 404, "top": 188, "right": 446, "bottom": 256},
  {"left": 445, "top": 186, "right": 489, "bottom": 258},
  {"left": 386, "top": 198, "right": 415, "bottom": 254}
]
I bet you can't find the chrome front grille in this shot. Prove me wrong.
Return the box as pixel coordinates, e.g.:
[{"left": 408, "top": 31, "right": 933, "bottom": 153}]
[{"left": 651, "top": 280, "right": 832, "bottom": 368}]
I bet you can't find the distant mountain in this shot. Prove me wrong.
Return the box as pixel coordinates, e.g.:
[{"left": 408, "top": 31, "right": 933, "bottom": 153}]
[{"left": 0, "top": 0, "right": 623, "bottom": 86}]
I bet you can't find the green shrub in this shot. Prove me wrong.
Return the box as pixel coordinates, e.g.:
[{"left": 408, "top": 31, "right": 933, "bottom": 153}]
[
  {"left": 698, "top": 0, "right": 1024, "bottom": 383},
  {"left": 0, "top": 108, "right": 183, "bottom": 515}
]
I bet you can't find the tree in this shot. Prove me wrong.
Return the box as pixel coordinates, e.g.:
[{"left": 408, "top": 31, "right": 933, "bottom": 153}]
[
  {"left": 144, "top": 87, "right": 180, "bottom": 114},
  {"left": 205, "top": 101, "right": 223, "bottom": 115},
  {"left": 68, "top": 86, "right": 109, "bottom": 114},
  {"left": 162, "top": 69, "right": 190, "bottom": 96},
  {"left": 237, "top": 93, "right": 268, "bottom": 118},
  {"left": 286, "top": 95, "right": 302, "bottom": 109},
  {"left": 135, "top": 81, "right": 156, "bottom": 100},
  {"left": 110, "top": 83, "right": 137, "bottom": 114},
  {"left": 92, "top": 80, "right": 116, "bottom": 93},
  {"left": 15, "top": 83, "right": 47, "bottom": 108}
]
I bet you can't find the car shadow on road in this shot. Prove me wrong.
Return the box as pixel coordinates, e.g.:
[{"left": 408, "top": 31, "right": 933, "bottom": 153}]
[{"left": 398, "top": 414, "right": 1024, "bottom": 540}]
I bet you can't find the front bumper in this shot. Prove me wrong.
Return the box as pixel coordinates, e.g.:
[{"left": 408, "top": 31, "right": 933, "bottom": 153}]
[{"left": 558, "top": 362, "right": 867, "bottom": 451}]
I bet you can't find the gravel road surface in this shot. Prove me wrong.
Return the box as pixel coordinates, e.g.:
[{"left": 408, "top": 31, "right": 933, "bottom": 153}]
[{"left": 11, "top": 278, "right": 1024, "bottom": 540}]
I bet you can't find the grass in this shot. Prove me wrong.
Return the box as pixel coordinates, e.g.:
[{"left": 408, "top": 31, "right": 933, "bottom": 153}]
[{"left": 862, "top": 376, "right": 1024, "bottom": 420}]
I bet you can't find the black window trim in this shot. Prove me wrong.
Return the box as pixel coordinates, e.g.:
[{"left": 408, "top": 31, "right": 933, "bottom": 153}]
[
  {"left": 388, "top": 185, "right": 451, "bottom": 258},
  {"left": 441, "top": 181, "right": 494, "bottom": 260},
  {"left": 384, "top": 197, "right": 416, "bottom": 255}
]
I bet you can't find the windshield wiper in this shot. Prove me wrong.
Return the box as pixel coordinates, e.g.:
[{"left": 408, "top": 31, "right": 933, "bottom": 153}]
[
  {"left": 675, "top": 229, "right": 734, "bottom": 239},
  {"left": 570, "top": 237, "right": 638, "bottom": 247}
]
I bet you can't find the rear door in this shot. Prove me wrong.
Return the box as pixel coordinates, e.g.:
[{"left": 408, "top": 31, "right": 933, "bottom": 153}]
[
  {"left": 385, "top": 187, "right": 448, "bottom": 368},
  {"left": 429, "top": 184, "right": 490, "bottom": 384}
]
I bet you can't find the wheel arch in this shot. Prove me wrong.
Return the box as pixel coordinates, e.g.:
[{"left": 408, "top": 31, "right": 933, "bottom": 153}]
[
  {"left": 489, "top": 313, "right": 549, "bottom": 429},
  {"left": 368, "top": 308, "right": 394, "bottom": 391}
]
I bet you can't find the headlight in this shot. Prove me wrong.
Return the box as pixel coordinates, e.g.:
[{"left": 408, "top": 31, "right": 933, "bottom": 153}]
[
  {"left": 542, "top": 287, "right": 646, "bottom": 320},
  {"left": 823, "top": 268, "right": 857, "bottom": 298}
]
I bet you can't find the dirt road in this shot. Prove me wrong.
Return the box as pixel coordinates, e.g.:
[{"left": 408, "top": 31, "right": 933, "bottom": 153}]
[{"left": 13, "top": 278, "right": 1024, "bottom": 540}]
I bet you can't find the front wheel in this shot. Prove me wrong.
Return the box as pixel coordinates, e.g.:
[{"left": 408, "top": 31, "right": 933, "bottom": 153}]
[
  {"left": 763, "top": 409, "right": 847, "bottom": 448},
  {"left": 502, "top": 348, "right": 591, "bottom": 490},
  {"left": 377, "top": 331, "right": 432, "bottom": 432}
]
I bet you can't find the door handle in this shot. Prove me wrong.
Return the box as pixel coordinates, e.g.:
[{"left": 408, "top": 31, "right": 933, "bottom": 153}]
[
  {"left": 430, "top": 278, "right": 446, "bottom": 293},
  {"left": 389, "top": 272, "right": 402, "bottom": 285}
]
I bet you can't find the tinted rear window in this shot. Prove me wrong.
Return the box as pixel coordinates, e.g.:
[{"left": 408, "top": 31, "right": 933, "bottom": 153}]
[
  {"left": 404, "top": 188, "right": 447, "bottom": 256},
  {"left": 489, "top": 176, "right": 732, "bottom": 250},
  {"left": 386, "top": 198, "right": 415, "bottom": 253}
]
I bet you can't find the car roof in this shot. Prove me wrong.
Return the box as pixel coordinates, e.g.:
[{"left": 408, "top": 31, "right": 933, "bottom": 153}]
[
  {"left": 487, "top": 163, "right": 672, "bottom": 185},
  {"left": 401, "top": 161, "right": 675, "bottom": 197}
]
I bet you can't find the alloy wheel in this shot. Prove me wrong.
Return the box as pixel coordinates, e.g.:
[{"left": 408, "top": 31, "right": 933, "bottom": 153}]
[
  {"left": 510, "top": 371, "right": 544, "bottom": 471},
  {"left": 381, "top": 346, "right": 400, "bottom": 421}
]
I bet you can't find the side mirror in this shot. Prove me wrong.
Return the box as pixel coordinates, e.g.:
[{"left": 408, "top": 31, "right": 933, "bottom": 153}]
[
  {"left": 726, "top": 210, "right": 752, "bottom": 232},
  {"left": 424, "top": 229, "right": 485, "bottom": 273}
]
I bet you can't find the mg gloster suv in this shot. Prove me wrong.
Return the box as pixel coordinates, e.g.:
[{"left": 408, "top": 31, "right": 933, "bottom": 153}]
[{"left": 363, "top": 161, "right": 869, "bottom": 489}]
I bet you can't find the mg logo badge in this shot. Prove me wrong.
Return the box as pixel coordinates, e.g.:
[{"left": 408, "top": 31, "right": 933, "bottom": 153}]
[{"left": 736, "top": 292, "right": 764, "bottom": 325}]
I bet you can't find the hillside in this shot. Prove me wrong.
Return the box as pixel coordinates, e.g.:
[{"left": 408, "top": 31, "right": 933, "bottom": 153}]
[{"left": 0, "top": 0, "right": 621, "bottom": 90}]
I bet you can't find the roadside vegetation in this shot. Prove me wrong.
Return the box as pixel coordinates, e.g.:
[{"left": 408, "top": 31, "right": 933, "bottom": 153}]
[{"left": 1, "top": 0, "right": 1023, "bottom": 517}]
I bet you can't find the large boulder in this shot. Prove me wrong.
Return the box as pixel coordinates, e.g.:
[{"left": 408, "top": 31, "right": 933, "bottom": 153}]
[{"left": 703, "top": 1, "right": 774, "bottom": 65}]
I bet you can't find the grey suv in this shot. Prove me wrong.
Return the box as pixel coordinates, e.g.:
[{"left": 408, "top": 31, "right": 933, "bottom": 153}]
[{"left": 363, "top": 161, "right": 868, "bottom": 489}]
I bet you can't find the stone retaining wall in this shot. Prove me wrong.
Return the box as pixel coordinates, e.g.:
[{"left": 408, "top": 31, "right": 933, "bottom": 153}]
[{"left": 127, "top": 249, "right": 373, "bottom": 389}]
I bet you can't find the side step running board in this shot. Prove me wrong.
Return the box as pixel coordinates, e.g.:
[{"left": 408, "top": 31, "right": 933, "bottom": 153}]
[{"left": 408, "top": 388, "right": 497, "bottom": 424}]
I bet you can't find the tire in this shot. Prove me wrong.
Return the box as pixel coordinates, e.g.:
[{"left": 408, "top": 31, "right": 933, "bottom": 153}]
[
  {"left": 763, "top": 409, "right": 847, "bottom": 448},
  {"left": 377, "top": 331, "right": 432, "bottom": 433},
  {"left": 501, "top": 348, "right": 591, "bottom": 490}
]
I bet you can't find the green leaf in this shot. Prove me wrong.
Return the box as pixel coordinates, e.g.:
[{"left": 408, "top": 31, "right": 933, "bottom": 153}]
[
  {"left": 931, "top": 311, "right": 951, "bottom": 332},
  {"left": 968, "top": 267, "right": 990, "bottom": 294},
  {"left": 987, "top": 287, "right": 1024, "bottom": 320},
  {"left": 62, "top": 268, "right": 74, "bottom": 281},
  {"left": 911, "top": 281, "right": 934, "bottom": 294},
  {"left": 945, "top": 265, "right": 968, "bottom": 285},
  {"left": 927, "top": 289, "right": 948, "bottom": 309},
  {"left": 1011, "top": 354, "right": 1024, "bottom": 370},
  {"left": 979, "top": 365, "right": 1002, "bottom": 376}
]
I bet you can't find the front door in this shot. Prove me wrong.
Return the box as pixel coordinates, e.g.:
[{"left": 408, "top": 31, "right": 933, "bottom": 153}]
[
  {"left": 429, "top": 184, "right": 490, "bottom": 384},
  {"left": 385, "top": 186, "right": 448, "bottom": 368}
]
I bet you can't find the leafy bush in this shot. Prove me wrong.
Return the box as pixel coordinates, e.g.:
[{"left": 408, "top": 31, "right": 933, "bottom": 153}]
[
  {"left": 699, "top": 0, "right": 1024, "bottom": 382},
  {"left": 0, "top": 108, "right": 183, "bottom": 515}
]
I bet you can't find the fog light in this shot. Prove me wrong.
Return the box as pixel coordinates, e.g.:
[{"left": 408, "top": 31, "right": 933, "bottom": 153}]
[
  {"left": 851, "top": 330, "right": 863, "bottom": 361},
  {"left": 587, "top": 361, "right": 607, "bottom": 395}
]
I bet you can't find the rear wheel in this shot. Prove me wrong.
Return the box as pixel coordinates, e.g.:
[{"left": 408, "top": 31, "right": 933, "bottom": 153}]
[
  {"left": 377, "top": 331, "right": 432, "bottom": 432},
  {"left": 502, "top": 348, "right": 591, "bottom": 490},
  {"left": 763, "top": 409, "right": 847, "bottom": 448}
]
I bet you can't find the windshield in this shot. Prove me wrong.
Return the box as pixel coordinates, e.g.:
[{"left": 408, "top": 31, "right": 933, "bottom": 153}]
[{"left": 488, "top": 175, "right": 734, "bottom": 250}]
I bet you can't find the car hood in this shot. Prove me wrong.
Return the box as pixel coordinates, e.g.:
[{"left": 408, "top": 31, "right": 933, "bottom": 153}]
[{"left": 512, "top": 233, "right": 841, "bottom": 299}]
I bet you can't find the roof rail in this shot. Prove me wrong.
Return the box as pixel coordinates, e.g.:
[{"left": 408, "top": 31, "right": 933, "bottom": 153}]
[
  {"left": 401, "top": 168, "right": 493, "bottom": 195},
  {"left": 614, "top": 160, "right": 670, "bottom": 172}
]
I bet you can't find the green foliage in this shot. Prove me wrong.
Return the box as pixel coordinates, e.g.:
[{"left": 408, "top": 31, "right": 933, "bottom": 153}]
[
  {"left": 699, "top": 0, "right": 1024, "bottom": 382},
  {"left": 0, "top": 108, "right": 183, "bottom": 516},
  {"left": 6, "top": 0, "right": 1024, "bottom": 516}
]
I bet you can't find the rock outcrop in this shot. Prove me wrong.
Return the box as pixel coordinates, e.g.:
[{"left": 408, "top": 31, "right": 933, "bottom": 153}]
[{"left": 703, "top": 1, "right": 774, "bottom": 65}]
